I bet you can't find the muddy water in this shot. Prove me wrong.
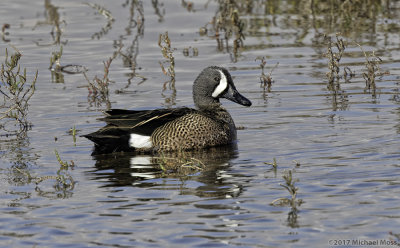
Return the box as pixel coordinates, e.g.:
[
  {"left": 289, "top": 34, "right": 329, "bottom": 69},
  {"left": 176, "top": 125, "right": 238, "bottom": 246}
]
[{"left": 1, "top": 0, "right": 400, "bottom": 247}]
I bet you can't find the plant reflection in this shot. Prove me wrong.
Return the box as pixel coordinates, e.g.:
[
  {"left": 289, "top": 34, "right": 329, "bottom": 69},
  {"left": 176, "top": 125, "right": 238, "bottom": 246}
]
[
  {"left": 85, "top": 3, "right": 115, "bottom": 40},
  {"left": 201, "top": 0, "right": 247, "bottom": 62},
  {"left": 33, "top": 0, "right": 67, "bottom": 46},
  {"left": 88, "top": 144, "right": 244, "bottom": 198},
  {"left": 113, "top": 0, "right": 147, "bottom": 95}
]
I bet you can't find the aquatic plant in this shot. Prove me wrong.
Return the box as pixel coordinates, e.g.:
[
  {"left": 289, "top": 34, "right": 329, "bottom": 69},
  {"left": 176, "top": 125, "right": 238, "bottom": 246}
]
[
  {"left": 271, "top": 168, "right": 303, "bottom": 212},
  {"left": 256, "top": 56, "right": 278, "bottom": 91},
  {"left": 69, "top": 125, "right": 77, "bottom": 145},
  {"left": 0, "top": 47, "right": 37, "bottom": 134},
  {"left": 357, "top": 44, "right": 388, "bottom": 96},
  {"left": 84, "top": 57, "right": 113, "bottom": 109},
  {"left": 264, "top": 157, "right": 278, "bottom": 169},
  {"left": 325, "top": 33, "right": 346, "bottom": 85},
  {"left": 10, "top": 149, "right": 75, "bottom": 198},
  {"left": 158, "top": 31, "right": 175, "bottom": 89},
  {"left": 323, "top": 34, "right": 351, "bottom": 111}
]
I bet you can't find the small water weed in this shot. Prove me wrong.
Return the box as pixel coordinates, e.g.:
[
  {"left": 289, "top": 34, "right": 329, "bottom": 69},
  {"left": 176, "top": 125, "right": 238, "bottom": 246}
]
[
  {"left": 357, "top": 43, "right": 389, "bottom": 96},
  {"left": 264, "top": 157, "right": 277, "bottom": 169},
  {"left": 84, "top": 57, "right": 114, "bottom": 109},
  {"left": 158, "top": 31, "right": 175, "bottom": 89},
  {"left": 1, "top": 47, "right": 37, "bottom": 134},
  {"left": 324, "top": 33, "right": 347, "bottom": 85},
  {"left": 256, "top": 56, "right": 278, "bottom": 92},
  {"left": 270, "top": 169, "right": 302, "bottom": 209},
  {"left": 267, "top": 159, "right": 303, "bottom": 226}
]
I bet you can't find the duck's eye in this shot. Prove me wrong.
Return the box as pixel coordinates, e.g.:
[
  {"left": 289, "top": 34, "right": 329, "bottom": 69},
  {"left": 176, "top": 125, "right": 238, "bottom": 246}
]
[{"left": 214, "top": 76, "right": 220, "bottom": 82}]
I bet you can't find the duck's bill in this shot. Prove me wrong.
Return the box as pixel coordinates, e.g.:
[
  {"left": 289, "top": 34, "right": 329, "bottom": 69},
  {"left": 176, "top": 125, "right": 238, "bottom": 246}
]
[{"left": 222, "top": 85, "right": 252, "bottom": 107}]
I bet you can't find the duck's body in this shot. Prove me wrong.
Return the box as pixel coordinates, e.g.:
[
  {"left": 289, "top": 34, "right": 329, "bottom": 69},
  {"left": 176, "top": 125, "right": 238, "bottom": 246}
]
[{"left": 84, "top": 66, "right": 251, "bottom": 154}]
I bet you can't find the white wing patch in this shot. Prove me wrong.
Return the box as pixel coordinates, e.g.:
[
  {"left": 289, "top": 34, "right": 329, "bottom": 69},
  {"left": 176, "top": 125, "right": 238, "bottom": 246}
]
[
  {"left": 212, "top": 70, "right": 228, "bottom": 98},
  {"left": 129, "top": 134, "right": 152, "bottom": 149}
]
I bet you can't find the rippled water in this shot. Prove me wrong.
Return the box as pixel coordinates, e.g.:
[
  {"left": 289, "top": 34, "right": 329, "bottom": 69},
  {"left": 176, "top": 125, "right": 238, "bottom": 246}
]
[{"left": 1, "top": 0, "right": 400, "bottom": 247}]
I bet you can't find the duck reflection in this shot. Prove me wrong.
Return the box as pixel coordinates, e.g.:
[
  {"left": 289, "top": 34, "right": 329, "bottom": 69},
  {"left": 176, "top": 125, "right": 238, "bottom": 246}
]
[{"left": 88, "top": 144, "right": 243, "bottom": 198}]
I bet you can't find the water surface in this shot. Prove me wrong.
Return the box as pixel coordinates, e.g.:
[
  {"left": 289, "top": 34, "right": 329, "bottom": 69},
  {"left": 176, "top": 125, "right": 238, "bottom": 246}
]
[{"left": 1, "top": 0, "right": 400, "bottom": 247}]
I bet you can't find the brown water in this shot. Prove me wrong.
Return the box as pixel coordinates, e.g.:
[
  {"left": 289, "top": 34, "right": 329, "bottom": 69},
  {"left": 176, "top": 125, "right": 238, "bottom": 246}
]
[{"left": 1, "top": 0, "right": 400, "bottom": 247}]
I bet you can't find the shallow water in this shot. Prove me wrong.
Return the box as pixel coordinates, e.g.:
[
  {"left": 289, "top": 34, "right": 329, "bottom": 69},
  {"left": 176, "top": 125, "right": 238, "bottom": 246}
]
[{"left": 1, "top": 0, "right": 400, "bottom": 247}]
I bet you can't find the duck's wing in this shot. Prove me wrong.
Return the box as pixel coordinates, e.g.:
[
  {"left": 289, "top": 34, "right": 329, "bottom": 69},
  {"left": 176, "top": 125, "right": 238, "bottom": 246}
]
[
  {"left": 101, "top": 107, "right": 195, "bottom": 135},
  {"left": 83, "top": 107, "right": 195, "bottom": 154}
]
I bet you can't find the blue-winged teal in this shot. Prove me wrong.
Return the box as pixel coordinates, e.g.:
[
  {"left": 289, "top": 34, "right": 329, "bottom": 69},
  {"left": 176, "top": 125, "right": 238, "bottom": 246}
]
[{"left": 84, "top": 66, "right": 252, "bottom": 154}]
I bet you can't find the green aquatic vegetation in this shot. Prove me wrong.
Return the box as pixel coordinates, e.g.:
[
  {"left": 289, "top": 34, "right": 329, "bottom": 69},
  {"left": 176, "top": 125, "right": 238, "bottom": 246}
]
[
  {"left": 10, "top": 150, "right": 75, "bottom": 197},
  {"left": 0, "top": 47, "right": 37, "bottom": 133},
  {"left": 69, "top": 125, "right": 77, "bottom": 145},
  {"left": 55, "top": 149, "right": 75, "bottom": 169},
  {"left": 158, "top": 31, "right": 175, "bottom": 89},
  {"left": 264, "top": 157, "right": 278, "bottom": 169}
]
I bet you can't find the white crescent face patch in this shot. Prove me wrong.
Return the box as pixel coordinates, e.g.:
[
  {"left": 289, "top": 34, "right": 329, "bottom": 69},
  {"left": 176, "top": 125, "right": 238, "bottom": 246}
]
[{"left": 212, "top": 70, "right": 228, "bottom": 98}]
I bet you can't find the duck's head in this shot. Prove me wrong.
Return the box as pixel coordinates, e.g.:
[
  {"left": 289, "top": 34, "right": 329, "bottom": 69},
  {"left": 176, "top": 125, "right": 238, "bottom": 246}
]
[{"left": 193, "top": 66, "right": 252, "bottom": 109}]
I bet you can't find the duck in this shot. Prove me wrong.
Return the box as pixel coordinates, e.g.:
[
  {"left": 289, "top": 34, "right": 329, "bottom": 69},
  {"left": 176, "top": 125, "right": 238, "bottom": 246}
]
[{"left": 83, "top": 66, "right": 252, "bottom": 154}]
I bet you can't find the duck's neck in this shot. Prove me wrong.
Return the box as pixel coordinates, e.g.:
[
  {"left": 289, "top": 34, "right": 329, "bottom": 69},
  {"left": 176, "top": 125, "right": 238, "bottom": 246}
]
[{"left": 194, "top": 96, "right": 221, "bottom": 110}]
